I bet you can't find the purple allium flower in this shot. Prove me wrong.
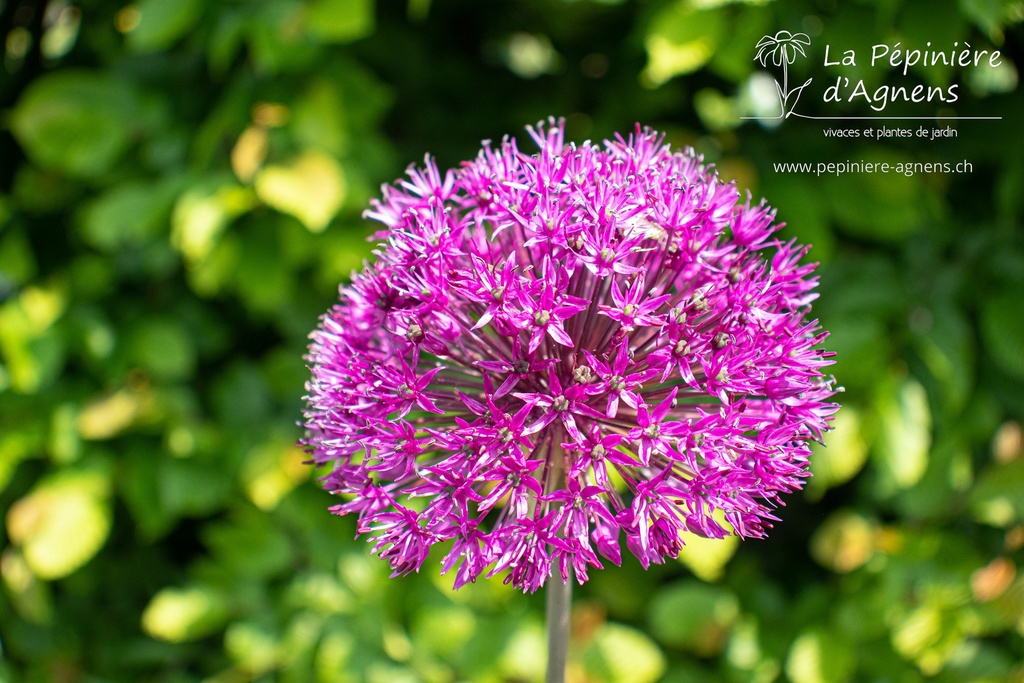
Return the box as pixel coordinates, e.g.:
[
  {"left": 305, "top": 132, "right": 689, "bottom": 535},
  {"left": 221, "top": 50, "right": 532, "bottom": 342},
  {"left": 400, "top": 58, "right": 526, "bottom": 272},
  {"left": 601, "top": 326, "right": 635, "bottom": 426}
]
[{"left": 302, "top": 119, "right": 838, "bottom": 593}]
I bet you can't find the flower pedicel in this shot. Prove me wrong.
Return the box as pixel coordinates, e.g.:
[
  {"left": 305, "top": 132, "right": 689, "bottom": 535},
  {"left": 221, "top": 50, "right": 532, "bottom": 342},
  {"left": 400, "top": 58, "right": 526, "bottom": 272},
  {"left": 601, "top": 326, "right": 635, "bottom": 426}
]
[{"left": 301, "top": 119, "right": 839, "bottom": 593}]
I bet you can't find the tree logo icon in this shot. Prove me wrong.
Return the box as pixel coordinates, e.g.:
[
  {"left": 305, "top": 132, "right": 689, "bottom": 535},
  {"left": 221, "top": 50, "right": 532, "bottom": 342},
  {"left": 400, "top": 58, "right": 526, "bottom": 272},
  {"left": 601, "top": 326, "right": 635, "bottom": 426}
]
[{"left": 754, "top": 31, "right": 813, "bottom": 119}]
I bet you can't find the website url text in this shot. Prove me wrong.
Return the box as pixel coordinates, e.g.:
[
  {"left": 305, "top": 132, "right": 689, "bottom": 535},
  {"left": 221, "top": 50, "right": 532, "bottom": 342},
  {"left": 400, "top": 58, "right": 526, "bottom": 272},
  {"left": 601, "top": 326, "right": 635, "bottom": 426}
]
[{"left": 772, "top": 160, "right": 973, "bottom": 177}]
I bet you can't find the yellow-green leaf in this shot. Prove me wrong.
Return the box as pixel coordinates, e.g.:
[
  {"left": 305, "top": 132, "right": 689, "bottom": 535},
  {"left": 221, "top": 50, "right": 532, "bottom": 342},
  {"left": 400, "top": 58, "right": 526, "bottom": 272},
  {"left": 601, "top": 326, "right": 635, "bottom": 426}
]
[
  {"left": 171, "top": 181, "right": 255, "bottom": 263},
  {"left": 810, "top": 510, "right": 876, "bottom": 574},
  {"left": 808, "top": 408, "right": 868, "bottom": 499},
  {"left": 677, "top": 509, "right": 739, "bottom": 581},
  {"left": 642, "top": 3, "right": 725, "bottom": 86},
  {"left": 225, "top": 622, "right": 280, "bottom": 673},
  {"left": 5, "top": 468, "right": 112, "bottom": 580},
  {"left": 241, "top": 440, "right": 309, "bottom": 511},
  {"left": 142, "top": 585, "right": 230, "bottom": 643},
  {"left": 876, "top": 378, "right": 932, "bottom": 491},
  {"left": 584, "top": 622, "right": 667, "bottom": 683},
  {"left": 255, "top": 151, "right": 347, "bottom": 233},
  {"left": 305, "top": 0, "right": 375, "bottom": 44},
  {"left": 786, "top": 629, "right": 855, "bottom": 683}
]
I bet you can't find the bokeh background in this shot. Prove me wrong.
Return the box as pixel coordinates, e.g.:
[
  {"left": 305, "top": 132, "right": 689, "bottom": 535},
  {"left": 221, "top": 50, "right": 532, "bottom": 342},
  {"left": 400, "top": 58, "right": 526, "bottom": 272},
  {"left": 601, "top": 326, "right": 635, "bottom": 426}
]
[{"left": 1, "top": 0, "right": 1023, "bottom": 681}]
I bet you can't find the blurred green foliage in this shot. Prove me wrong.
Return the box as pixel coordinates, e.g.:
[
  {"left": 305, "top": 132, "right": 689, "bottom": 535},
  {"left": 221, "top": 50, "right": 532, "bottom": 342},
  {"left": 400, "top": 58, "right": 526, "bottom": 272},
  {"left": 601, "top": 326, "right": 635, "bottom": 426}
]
[{"left": 1, "top": 0, "right": 1023, "bottom": 681}]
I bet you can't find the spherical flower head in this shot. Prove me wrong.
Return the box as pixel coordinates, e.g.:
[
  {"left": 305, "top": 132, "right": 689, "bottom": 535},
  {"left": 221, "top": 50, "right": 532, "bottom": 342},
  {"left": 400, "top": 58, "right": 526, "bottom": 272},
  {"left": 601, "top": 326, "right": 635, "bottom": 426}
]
[{"left": 302, "top": 119, "right": 839, "bottom": 593}]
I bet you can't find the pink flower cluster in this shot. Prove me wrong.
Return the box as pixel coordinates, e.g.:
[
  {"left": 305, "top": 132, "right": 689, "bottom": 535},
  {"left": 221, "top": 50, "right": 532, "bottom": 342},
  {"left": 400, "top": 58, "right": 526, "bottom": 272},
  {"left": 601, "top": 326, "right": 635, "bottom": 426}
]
[{"left": 302, "top": 120, "right": 838, "bottom": 592}]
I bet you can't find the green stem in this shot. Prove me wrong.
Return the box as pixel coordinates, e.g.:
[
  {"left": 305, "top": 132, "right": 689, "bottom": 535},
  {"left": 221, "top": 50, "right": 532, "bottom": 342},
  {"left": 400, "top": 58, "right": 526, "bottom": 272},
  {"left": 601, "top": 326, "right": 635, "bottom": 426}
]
[{"left": 545, "top": 573, "right": 572, "bottom": 683}]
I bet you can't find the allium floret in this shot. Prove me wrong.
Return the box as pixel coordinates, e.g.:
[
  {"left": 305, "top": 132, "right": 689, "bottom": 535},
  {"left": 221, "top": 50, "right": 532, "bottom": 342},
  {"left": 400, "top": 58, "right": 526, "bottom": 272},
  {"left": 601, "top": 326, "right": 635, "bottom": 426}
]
[{"left": 302, "top": 118, "right": 838, "bottom": 593}]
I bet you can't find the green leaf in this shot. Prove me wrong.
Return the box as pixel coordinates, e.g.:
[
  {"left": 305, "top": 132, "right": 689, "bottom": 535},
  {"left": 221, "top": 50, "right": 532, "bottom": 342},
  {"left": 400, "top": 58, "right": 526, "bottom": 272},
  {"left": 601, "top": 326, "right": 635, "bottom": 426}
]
[
  {"left": 171, "top": 179, "right": 255, "bottom": 263},
  {"left": 241, "top": 438, "right": 308, "bottom": 511},
  {"left": 315, "top": 226, "right": 376, "bottom": 291},
  {"left": 808, "top": 407, "right": 869, "bottom": 499},
  {"left": 968, "top": 57, "right": 1019, "bottom": 95},
  {"left": 819, "top": 317, "right": 889, "bottom": 391},
  {"left": 411, "top": 604, "right": 476, "bottom": 659},
  {"left": 0, "top": 228, "right": 37, "bottom": 286},
  {"left": 255, "top": 151, "right": 347, "bottom": 233},
  {"left": 286, "top": 572, "right": 353, "bottom": 615},
  {"left": 0, "top": 285, "right": 67, "bottom": 394},
  {"left": 980, "top": 287, "right": 1024, "bottom": 380},
  {"left": 185, "top": 232, "right": 241, "bottom": 297},
  {"left": 141, "top": 585, "right": 230, "bottom": 643},
  {"left": 823, "top": 150, "right": 939, "bottom": 242},
  {"left": 759, "top": 177, "right": 834, "bottom": 264},
  {"left": 809, "top": 510, "right": 876, "bottom": 573},
  {"left": 246, "top": 0, "right": 323, "bottom": 75},
  {"left": 889, "top": 604, "right": 949, "bottom": 673},
  {"left": 10, "top": 71, "right": 141, "bottom": 178},
  {"left": 648, "top": 581, "right": 739, "bottom": 655},
  {"left": 0, "top": 429, "right": 44, "bottom": 496},
  {"left": 232, "top": 233, "right": 295, "bottom": 315},
  {"left": 583, "top": 623, "right": 667, "bottom": 683},
  {"left": 68, "top": 254, "right": 116, "bottom": 303},
  {"left": 820, "top": 254, "right": 904, "bottom": 317},
  {"left": 126, "top": 0, "right": 205, "bottom": 52},
  {"left": 957, "top": 0, "right": 1010, "bottom": 38},
  {"left": 291, "top": 80, "right": 351, "bottom": 157},
  {"left": 0, "top": 549, "right": 55, "bottom": 625},
  {"left": 207, "top": 9, "right": 249, "bottom": 76},
  {"left": 12, "top": 162, "right": 84, "bottom": 215},
  {"left": 707, "top": 6, "right": 772, "bottom": 81},
  {"left": 78, "top": 178, "right": 183, "bottom": 252},
  {"left": 694, "top": 88, "right": 741, "bottom": 131},
  {"left": 785, "top": 629, "right": 855, "bottom": 683},
  {"left": 5, "top": 467, "right": 112, "bottom": 580},
  {"left": 49, "top": 403, "right": 81, "bottom": 464},
  {"left": 305, "top": 0, "right": 375, "bottom": 43},
  {"left": 896, "top": 0, "right": 967, "bottom": 87},
  {"left": 212, "top": 362, "right": 272, "bottom": 427},
  {"left": 315, "top": 628, "right": 357, "bottom": 681},
  {"left": 225, "top": 622, "right": 280, "bottom": 673},
  {"left": 129, "top": 317, "right": 196, "bottom": 382},
  {"left": 725, "top": 617, "right": 775, "bottom": 678},
  {"left": 158, "top": 457, "right": 232, "bottom": 518},
  {"left": 201, "top": 507, "right": 294, "bottom": 579},
  {"left": 677, "top": 510, "right": 739, "bottom": 582},
  {"left": 498, "top": 619, "right": 545, "bottom": 681},
  {"left": 970, "top": 459, "right": 1024, "bottom": 527},
  {"left": 643, "top": 3, "right": 725, "bottom": 85},
  {"left": 875, "top": 378, "right": 932, "bottom": 491},
  {"left": 914, "top": 305, "right": 974, "bottom": 414},
  {"left": 119, "top": 447, "right": 174, "bottom": 540},
  {"left": 893, "top": 434, "right": 974, "bottom": 520}
]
